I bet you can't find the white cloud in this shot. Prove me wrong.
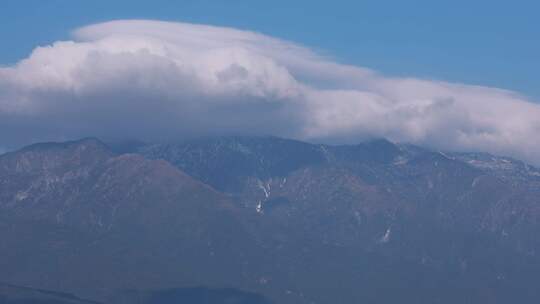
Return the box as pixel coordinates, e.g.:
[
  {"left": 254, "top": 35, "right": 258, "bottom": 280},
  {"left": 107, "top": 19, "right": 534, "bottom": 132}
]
[{"left": 1, "top": 20, "right": 540, "bottom": 164}]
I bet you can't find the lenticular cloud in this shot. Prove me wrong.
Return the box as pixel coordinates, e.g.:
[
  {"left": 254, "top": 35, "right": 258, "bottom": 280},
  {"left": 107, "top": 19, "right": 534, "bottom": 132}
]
[{"left": 1, "top": 20, "right": 540, "bottom": 164}]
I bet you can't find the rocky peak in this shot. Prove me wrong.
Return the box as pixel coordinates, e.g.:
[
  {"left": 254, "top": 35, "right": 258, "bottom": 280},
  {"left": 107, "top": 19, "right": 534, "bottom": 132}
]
[{"left": 0, "top": 138, "right": 113, "bottom": 174}]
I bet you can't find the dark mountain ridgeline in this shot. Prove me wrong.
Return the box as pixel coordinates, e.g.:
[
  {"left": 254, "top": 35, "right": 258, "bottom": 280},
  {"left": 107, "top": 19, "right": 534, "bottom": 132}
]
[
  {"left": 120, "top": 287, "right": 271, "bottom": 304},
  {"left": 0, "top": 284, "right": 269, "bottom": 304},
  {"left": 0, "top": 283, "right": 101, "bottom": 304}
]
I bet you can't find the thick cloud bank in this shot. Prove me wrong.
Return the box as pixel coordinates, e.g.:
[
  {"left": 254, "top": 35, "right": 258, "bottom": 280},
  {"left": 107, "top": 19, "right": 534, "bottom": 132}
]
[{"left": 1, "top": 20, "right": 540, "bottom": 164}]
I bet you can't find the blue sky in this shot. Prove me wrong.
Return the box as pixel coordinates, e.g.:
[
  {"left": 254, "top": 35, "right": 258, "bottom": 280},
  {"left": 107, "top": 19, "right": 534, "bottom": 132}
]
[{"left": 1, "top": 0, "right": 538, "bottom": 100}]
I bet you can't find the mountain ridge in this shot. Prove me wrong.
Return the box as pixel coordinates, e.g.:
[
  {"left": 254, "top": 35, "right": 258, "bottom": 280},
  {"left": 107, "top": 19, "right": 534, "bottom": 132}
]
[{"left": 2, "top": 136, "right": 540, "bottom": 303}]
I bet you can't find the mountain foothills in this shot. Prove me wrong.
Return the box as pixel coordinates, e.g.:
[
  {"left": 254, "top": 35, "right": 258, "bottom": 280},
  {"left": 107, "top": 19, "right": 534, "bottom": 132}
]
[
  {"left": 1, "top": 136, "right": 540, "bottom": 303},
  {"left": 0, "top": 282, "right": 267, "bottom": 304},
  {"left": 0, "top": 282, "right": 101, "bottom": 304}
]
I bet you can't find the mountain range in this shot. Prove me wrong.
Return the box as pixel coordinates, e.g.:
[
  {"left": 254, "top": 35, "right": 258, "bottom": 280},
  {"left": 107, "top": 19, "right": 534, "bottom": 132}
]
[{"left": 1, "top": 136, "right": 540, "bottom": 303}]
